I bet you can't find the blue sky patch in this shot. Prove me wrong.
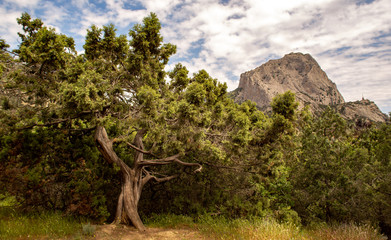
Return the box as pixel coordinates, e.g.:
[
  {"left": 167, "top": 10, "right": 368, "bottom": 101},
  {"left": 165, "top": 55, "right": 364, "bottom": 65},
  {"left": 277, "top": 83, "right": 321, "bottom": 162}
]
[{"left": 1, "top": 0, "right": 390, "bottom": 113}]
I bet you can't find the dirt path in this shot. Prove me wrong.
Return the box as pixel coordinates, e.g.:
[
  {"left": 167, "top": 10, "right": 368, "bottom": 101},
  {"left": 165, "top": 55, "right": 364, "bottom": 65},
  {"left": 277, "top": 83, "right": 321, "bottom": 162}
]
[{"left": 92, "top": 224, "right": 205, "bottom": 240}]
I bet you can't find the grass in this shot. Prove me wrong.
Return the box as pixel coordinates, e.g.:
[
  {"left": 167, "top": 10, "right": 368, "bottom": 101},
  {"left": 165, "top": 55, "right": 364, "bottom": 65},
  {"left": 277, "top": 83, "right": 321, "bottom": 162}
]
[
  {"left": 0, "top": 194, "right": 95, "bottom": 239},
  {"left": 0, "top": 210, "right": 386, "bottom": 239},
  {"left": 146, "top": 214, "right": 387, "bottom": 240},
  {"left": 0, "top": 207, "right": 85, "bottom": 239},
  {"left": 0, "top": 192, "right": 386, "bottom": 240},
  {"left": 303, "top": 223, "right": 386, "bottom": 240}
]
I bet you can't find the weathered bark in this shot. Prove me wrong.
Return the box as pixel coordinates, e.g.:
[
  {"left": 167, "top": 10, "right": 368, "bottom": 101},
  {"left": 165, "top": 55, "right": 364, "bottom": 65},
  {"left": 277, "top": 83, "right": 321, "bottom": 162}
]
[
  {"left": 112, "top": 183, "right": 124, "bottom": 224},
  {"left": 95, "top": 126, "right": 145, "bottom": 230},
  {"left": 94, "top": 126, "right": 201, "bottom": 231}
]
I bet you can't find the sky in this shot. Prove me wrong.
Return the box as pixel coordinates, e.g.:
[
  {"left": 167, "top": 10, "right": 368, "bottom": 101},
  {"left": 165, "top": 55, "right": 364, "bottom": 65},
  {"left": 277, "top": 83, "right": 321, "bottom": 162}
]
[{"left": 1, "top": 0, "right": 390, "bottom": 114}]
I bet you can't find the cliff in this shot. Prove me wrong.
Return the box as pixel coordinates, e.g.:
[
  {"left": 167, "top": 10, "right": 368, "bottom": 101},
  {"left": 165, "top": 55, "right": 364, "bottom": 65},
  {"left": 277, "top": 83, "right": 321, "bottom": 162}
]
[{"left": 232, "top": 52, "right": 388, "bottom": 122}]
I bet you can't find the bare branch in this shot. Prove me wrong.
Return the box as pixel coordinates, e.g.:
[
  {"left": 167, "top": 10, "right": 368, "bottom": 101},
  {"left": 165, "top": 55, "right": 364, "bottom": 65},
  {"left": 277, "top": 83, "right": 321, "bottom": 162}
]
[
  {"left": 173, "top": 159, "right": 202, "bottom": 173},
  {"left": 126, "top": 141, "right": 158, "bottom": 158},
  {"left": 151, "top": 175, "right": 178, "bottom": 182},
  {"left": 150, "top": 142, "right": 157, "bottom": 150},
  {"left": 141, "top": 167, "right": 178, "bottom": 187},
  {"left": 139, "top": 154, "right": 202, "bottom": 173},
  {"left": 133, "top": 129, "right": 147, "bottom": 165},
  {"left": 164, "top": 117, "right": 178, "bottom": 123},
  {"left": 138, "top": 153, "right": 181, "bottom": 166}
]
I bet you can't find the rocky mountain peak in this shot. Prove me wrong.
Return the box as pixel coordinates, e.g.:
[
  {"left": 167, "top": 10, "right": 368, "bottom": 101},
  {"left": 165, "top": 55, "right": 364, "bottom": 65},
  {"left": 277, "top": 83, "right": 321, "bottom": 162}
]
[
  {"left": 234, "top": 52, "right": 344, "bottom": 113},
  {"left": 232, "top": 52, "right": 388, "bottom": 122}
]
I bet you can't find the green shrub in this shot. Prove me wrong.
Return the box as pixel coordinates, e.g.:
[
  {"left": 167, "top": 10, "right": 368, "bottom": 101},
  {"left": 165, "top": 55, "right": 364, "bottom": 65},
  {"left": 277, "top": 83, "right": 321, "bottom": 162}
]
[{"left": 82, "top": 222, "right": 96, "bottom": 236}]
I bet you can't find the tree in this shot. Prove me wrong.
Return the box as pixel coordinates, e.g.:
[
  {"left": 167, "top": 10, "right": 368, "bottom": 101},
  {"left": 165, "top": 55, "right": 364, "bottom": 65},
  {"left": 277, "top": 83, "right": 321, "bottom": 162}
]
[
  {"left": 94, "top": 126, "right": 202, "bottom": 230},
  {"left": 355, "top": 122, "right": 391, "bottom": 237},
  {"left": 1, "top": 12, "right": 254, "bottom": 231},
  {"left": 271, "top": 90, "right": 298, "bottom": 121}
]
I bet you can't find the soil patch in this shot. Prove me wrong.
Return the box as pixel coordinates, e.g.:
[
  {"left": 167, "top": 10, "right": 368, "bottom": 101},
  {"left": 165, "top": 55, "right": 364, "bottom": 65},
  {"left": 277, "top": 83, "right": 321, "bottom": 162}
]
[{"left": 92, "top": 224, "right": 205, "bottom": 240}]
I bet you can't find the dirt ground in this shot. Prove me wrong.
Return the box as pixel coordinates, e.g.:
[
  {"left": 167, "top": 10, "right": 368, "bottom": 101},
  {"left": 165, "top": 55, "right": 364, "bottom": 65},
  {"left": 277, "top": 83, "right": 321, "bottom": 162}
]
[{"left": 91, "top": 224, "right": 205, "bottom": 240}]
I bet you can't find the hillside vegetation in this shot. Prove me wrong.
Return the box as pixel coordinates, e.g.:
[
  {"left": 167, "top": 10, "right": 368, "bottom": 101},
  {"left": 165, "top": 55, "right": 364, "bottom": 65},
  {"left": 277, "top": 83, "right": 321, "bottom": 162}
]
[{"left": 1, "top": 12, "right": 390, "bottom": 238}]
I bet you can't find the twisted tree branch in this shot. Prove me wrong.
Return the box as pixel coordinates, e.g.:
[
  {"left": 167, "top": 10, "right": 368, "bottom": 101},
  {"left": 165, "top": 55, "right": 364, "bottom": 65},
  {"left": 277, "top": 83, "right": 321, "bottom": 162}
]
[
  {"left": 126, "top": 141, "right": 158, "bottom": 158},
  {"left": 139, "top": 155, "right": 202, "bottom": 173}
]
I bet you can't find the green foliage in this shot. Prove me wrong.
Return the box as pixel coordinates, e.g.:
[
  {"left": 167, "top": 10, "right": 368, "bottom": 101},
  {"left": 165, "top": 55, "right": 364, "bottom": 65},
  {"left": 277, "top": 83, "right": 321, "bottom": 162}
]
[
  {"left": 0, "top": 39, "right": 10, "bottom": 51},
  {"left": 15, "top": 12, "right": 43, "bottom": 49},
  {"left": 127, "top": 12, "right": 176, "bottom": 89},
  {"left": 354, "top": 123, "right": 391, "bottom": 236},
  {"left": 137, "top": 85, "right": 161, "bottom": 117},
  {"left": 0, "top": 127, "right": 117, "bottom": 220},
  {"left": 271, "top": 90, "right": 299, "bottom": 121},
  {"left": 289, "top": 108, "right": 391, "bottom": 237},
  {"left": 1, "top": 12, "right": 390, "bottom": 239},
  {"left": 1, "top": 12, "right": 180, "bottom": 223},
  {"left": 60, "top": 68, "right": 109, "bottom": 112},
  {"left": 84, "top": 24, "right": 128, "bottom": 65},
  {"left": 169, "top": 63, "right": 190, "bottom": 92},
  {"left": 15, "top": 12, "right": 75, "bottom": 72},
  {"left": 0, "top": 193, "right": 17, "bottom": 207},
  {"left": 292, "top": 109, "right": 357, "bottom": 223}
]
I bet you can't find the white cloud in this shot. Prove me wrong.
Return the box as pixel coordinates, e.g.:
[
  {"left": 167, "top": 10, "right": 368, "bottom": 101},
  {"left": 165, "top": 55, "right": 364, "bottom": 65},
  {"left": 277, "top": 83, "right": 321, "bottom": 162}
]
[
  {"left": 70, "top": 0, "right": 89, "bottom": 10},
  {"left": 0, "top": 0, "right": 69, "bottom": 48},
  {"left": 1, "top": 0, "right": 390, "bottom": 112},
  {"left": 142, "top": 0, "right": 182, "bottom": 19},
  {"left": 3, "top": 0, "right": 40, "bottom": 8},
  {"left": 156, "top": 0, "right": 391, "bottom": 112},
  {"left": 40, "top": 1, "right": 69, "bottom": 33},
  {"left": 0, "top": 8, "right": 23, "bottom": 49}
]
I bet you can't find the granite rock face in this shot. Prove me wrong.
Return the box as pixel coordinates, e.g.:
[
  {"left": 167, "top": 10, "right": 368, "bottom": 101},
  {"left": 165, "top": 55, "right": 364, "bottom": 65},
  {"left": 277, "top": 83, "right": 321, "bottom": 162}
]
[
  {"left": 334, "top": 99, "right": 388, "bottom": 122},
  {"left": 232, "top": 52, "right": 388, "bottom": 122}
]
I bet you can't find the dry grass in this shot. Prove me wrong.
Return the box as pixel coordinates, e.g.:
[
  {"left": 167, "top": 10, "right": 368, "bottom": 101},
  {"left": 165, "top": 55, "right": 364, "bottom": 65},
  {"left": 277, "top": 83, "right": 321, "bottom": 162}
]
[
  {"left": 0, "top": 206, "right": 386, "bottom": 240},
  {"left": 148, "top": 214, "right": 386, "bottom": 240},
  {"left": 302, "top": 223, "right": 386, "bottom": 240}
]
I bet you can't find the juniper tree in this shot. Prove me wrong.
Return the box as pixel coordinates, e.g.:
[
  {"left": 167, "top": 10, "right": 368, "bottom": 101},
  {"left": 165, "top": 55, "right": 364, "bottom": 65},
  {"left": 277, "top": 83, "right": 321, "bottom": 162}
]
[{"left": 0, "top": 12, "right": 252, "bottom": 230}]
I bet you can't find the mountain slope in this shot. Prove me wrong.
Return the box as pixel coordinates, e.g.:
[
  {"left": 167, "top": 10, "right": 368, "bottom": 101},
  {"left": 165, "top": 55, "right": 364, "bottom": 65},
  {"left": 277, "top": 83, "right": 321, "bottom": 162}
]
[
  {"left": 334, "top": 99, "right": 388, "bottom": 122},
  {"left": 232, "top": 52, "right": 388, "bottom": 122}
]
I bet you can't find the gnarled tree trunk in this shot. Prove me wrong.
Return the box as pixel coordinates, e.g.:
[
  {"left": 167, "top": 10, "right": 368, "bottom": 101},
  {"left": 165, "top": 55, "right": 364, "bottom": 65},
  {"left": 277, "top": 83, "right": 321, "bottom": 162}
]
[{"left": 94, "top": 126, "right": 201, "bottom": 231}]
